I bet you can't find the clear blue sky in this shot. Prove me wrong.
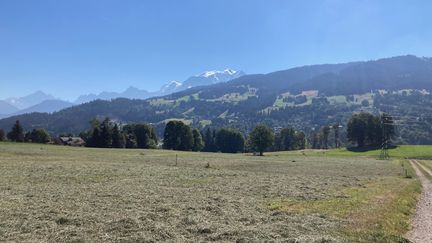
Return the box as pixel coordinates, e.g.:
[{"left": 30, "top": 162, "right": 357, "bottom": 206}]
[{"left": 1, "top": 0, "right": 431, "bottom": 101}]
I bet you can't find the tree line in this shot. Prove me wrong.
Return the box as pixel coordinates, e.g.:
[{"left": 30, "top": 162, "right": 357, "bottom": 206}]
[
  {"left": 80, "top": 118, "right": 158, "bottom": 149},
  {"left": 1, "top": 111, "right": 396, "bottom": 153},
  {"left": 347, "top": 112, "right": 395, "bottom": 148},
  {"left": 0, "top": 120, "right": 50, "bottom": 143},
  {"left": 76, "top": 119, "right": 304, "bottom": 155}
]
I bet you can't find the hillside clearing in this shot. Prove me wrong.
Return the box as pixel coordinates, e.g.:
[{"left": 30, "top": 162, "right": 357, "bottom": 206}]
[{"left": 0, "top": 143, "right": 421, "bottom": 242}]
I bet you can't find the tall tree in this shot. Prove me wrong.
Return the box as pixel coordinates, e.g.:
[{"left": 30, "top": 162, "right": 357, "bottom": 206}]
[
  {"left": 177, "top": 124, "right": 194, "bottom": 151},
  {"left": 215, "top": 128, "right": 245, "bottom": 153},
  {"left": 310, "top": 132, "right": 320, "bottom": 149},
  {"left": 347, "top": 113, "right": 367, "bottom": 147},
  {"left": 248, "top": 124, "right": 274, "bottom": 156},
  {"left": 99, "top": 118, "right": 113, "bottom": 148},
  {"left": 192, "top": 128, "right": 204, "bottom": 152},
  {"left": 279, "top": 127, "right": 296, "bottom": 150},
  {"left": 163, "top": 121, "right": 193, "bottom": 151},
  {"left": 30, "top": 128, "right": 50, "bottom": 143},
  {"left": 381, "top": 113, "right": 396, "bottom": 145},
  {"left": 202, "top": 128, "right": 216, "bottom": 152},
  {"left": 163, "top": 121, "right": 180, "bottom": 150},
  {"left": 86, "top": 119, "right": 102, "bottom": 147},
  {"left": 24, "top": 131, "right": 32, "bottom": 142},
  {"left": 134, "top": 124, "right": 158, "bottom": 149},
  {"left": 125, "top": 133, "right": 137, "bottom": 148},
  {"left": 89, "top": 127, "right": 102, "bottom": 147},
  {"left": 365, "top": 114, "right": 381, "bottom": 146},
  {"left": 0, "top": 129, "right": 5, "bottom": 141},
  {"left": 7, "top": 120, "right": 24, "bottom": 142},
  {"left": 295, "top": 131, "right": 306, "bottom": 149},
  {"left": 347, "top": 112, "right": 385, "bottom": 148},
  {"left": 111, "top": 124, "right": 125, "bottom": 148},
  {"left": 333, "top": 124, "right": 341, "bottom": 148},
  {"left": 321, "top": 126, "right": 331, "bottom": 149}
]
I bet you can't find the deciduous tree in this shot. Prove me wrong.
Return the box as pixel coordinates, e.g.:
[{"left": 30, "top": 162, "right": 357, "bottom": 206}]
[
  {"left": 215, "top": 128, "right": 245, "bottom": 153},
  {"left": 248, "top": 124, "right": 274, "bottom": 156}
]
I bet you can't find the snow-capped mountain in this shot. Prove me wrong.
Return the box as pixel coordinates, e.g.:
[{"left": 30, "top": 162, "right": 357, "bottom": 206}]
[
  {"left": 0, "top": 69, "right": 245, "bottom": 118},
  {"left": 157, "top": 69, "right": 245, "bottom": 94},
  {"left": 182, "top": 69, "right": 245, "bottom": 88},
  {"left": 160, "top": 81, "right": 183, "bottom": 94},
  {"left": 75, "top": 69, "right": 245, "bottom": 103}
]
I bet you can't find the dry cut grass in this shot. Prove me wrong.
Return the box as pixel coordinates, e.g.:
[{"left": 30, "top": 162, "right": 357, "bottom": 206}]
[{"left": 0, "top": 142, "right": 420, "bottom": 242}]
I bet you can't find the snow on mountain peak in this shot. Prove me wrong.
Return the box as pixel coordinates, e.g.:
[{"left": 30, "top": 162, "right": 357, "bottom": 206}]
[
  {"left": 160, "top": 80, "right": 183, "bottom": 93},
  {"left": 195, "top": 68, "right": 243, "bottom": 79},
  {"left": 198, "top": 69, "right": 242, "bottom": 78}
]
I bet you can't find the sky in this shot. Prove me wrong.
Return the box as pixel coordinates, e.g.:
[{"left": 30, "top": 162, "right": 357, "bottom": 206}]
[{"left": 1, "top": 0, "right": 432, "bottom": 101}]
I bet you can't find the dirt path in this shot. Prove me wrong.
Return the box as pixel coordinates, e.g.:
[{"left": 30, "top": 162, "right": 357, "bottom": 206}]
[{"left": 407, "top": 160, "right": 432, "bottom": 242}]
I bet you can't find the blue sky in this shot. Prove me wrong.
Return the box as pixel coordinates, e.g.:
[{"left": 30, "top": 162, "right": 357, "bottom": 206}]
[{"left": 1, "top": 0, "right": 431, "bottom": 101}]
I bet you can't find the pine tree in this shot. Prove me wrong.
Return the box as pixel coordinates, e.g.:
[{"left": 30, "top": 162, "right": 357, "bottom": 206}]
[
  {"left": 333, "top": 124, "right": 341, "bottom": 148},
  {"left": 321, "top": 126, "right": 330, "bottom": 149},
  {"left": 7, "top": 120, "right": 24, "bottom": 142},
  {"left": 111, "top": 124, "right": 125, "bottom": 148},
  {"left": 295, "top": 131, "right": 306, "bottom": 149},
  {"left": 203, "top": 128, "right": 216, "bottom": 152},
  {"left": 0, "top": 129, "right": 5, "bottom": 141},
  {"left": 192, "top": 128, "right": 204, "bottom": 151},
  {"left": 99, "top": 118, "right": 113, "bottom": 148},
  {"left": 89, "top": 127, "right": 102, "bottom": 147}
]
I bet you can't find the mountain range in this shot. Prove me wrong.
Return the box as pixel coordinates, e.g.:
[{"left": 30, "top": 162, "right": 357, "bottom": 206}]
[
  {"left": 75, "top": 69, "right": 244, "bottom": 103},
  {"left": 1, "top": 55, "right": 432, "bottom": 144},
  {"left": 0, "top": 69, "right": 245, "bottom": 118}
]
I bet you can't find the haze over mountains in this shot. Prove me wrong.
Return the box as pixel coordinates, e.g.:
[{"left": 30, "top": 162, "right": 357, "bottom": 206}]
[
  {"left": 75, "top": 69, "right": 245, "bottom": 103},
  {"left": 0, "top": 91, "right": 73, "bottom": 119},
  {"left": 1, "top": 55, "right": 432, "bottom": 145},
  {"left": 0, "top": 69, "right": 245, "bottom": 118}
]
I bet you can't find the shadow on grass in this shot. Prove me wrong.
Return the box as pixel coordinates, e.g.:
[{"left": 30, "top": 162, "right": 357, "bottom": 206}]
[{"left": 346, "top": 145, "right": 397, "bottom": 152}]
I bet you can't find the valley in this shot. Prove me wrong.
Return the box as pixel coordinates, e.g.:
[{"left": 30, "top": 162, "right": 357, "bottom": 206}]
[{"left": 1, "top": 56, "right": 432, "bottom": 145}]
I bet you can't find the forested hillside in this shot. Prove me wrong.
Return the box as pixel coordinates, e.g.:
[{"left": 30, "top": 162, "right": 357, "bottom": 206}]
[{"left": 1, "top": 55, "right": 432, "bottom": 144}]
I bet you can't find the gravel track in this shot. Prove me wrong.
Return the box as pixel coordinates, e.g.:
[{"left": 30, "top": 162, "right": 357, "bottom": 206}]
[{"left": 407, "top": 160, "right": 432, "bottom": 243}]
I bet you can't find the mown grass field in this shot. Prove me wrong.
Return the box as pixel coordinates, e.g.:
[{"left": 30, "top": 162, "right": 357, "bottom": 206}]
[
  {"left": 0, "top": 143, "right": 424, "bottom": 242},
  {"left": 271, "top": 145, "right": 432, "bottom": 160}
]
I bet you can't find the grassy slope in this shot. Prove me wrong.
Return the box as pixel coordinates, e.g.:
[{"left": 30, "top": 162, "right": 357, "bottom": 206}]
[{"left": 0, "top": 142, "right": 423, "bottom": 242}]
